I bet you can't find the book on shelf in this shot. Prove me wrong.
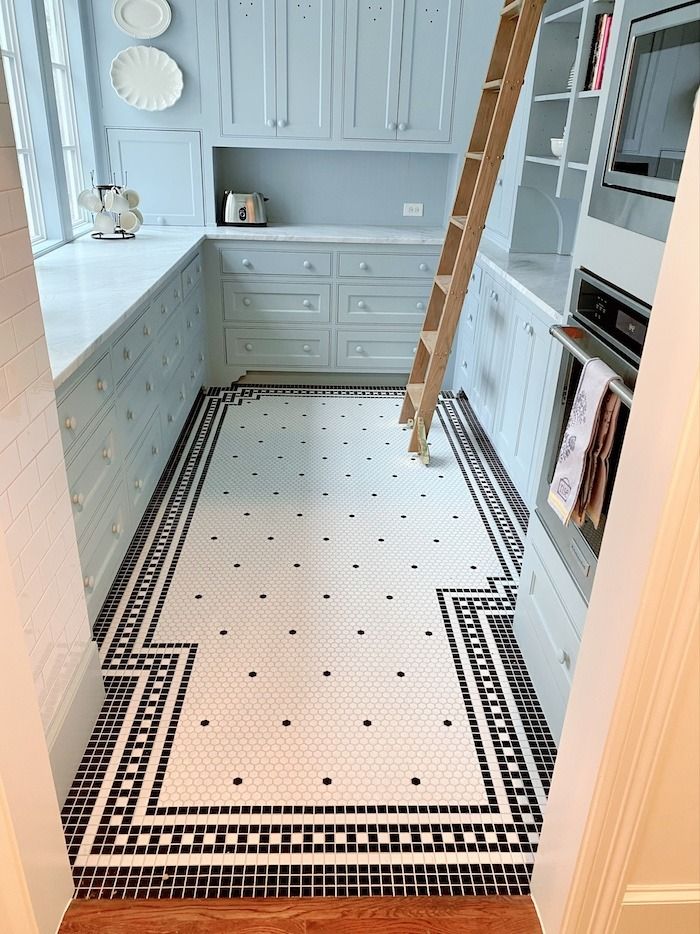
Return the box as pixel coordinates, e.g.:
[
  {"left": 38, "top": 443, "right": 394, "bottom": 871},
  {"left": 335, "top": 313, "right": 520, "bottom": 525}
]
[{"left": 584, "top": 13, "right": 613, "bottom": 92}]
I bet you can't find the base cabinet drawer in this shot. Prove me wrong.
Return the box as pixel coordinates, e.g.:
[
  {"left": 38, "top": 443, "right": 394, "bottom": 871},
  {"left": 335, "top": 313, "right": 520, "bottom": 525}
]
[
  {"left": 118, "top": 348, "right": 159, "bottom": 454},
  {"left": 58, "top": 354, "right": 114, "bottom": 453},
  {"left": 338, "top": 284, "right": 429, "bottom": 326},
  {"left": 223, "top": 281, "right": 331, "bottom": 325},
  {"left": 162, "top": 358, "right": 189, "bottom": 445},
  {"left": 67, "top": 408, "right": 121, "bottom": 542},
  {"left": 225, "top": 328, "right": 331, "bottom": 368},
  {"left": 183, "top": 288, "right": 205, "bottom": 345},
  {"left": 336, "top": 330, "right": 419, "bottom": 371},
  {"left": 112, "top": 305, "right": 155, "bottom": 384},
  {"left": 219, "top": 247, "right": 332, "bottom": 278},
  {"left": 154, "top": 275, "right": 184, "bottom": 331},
  {"left": 80, "top": 479, "right": 129, "bottom": 622},
  {"left": 181, "top": 251, "right": 202, "bottom": 298},
  {"left": 159, "top": 307, "right": 186, "bottom": 382},
  {"left": 126, "top": 413, "right": 163, "bottom": 517},
  {"left": 338, "top": 251, "right": 436, "bottom": 279},
  {"left": 514, "top": 515, "right": 587, "bottom": 741}
]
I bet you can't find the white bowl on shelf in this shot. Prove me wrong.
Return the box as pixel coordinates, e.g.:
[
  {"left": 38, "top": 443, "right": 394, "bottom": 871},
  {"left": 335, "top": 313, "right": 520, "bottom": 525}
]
[{"left": 550, "top": 137, "right": 564, "bottom": 159}]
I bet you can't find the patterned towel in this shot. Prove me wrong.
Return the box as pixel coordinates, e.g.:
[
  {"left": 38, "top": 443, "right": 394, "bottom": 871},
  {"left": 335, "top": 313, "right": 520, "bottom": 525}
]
[{"left": 548, "top": 358, "right": 621, "bottom": 527}]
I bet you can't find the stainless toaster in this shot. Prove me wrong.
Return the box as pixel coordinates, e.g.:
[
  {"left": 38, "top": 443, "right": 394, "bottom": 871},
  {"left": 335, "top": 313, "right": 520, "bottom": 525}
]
[{"left": 221, "top": 191, "right": 268, "bottom": 226}]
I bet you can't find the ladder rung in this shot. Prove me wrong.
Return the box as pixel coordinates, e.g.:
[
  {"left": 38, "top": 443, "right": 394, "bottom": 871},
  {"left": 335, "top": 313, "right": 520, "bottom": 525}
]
[
  {"left": 435, "top": 274, "right": 452, "bottom": 294},
  {"left": 420, "top": 330, "right": 438, "bottom": 354},
  {"left": 483, "top": 79, "right": 503, "bottom": 91},
  {"left": 450, "top": 215, "right": 467, "bottom": 229},
  {"left": 466, "top": 151, "right": 485, "bottom": 161},
  {"left": 501, "top": 0, "right": 522, "bottom": 18},
  {"left": 406, "top": 383, "right": 424, "bottom": 410}
]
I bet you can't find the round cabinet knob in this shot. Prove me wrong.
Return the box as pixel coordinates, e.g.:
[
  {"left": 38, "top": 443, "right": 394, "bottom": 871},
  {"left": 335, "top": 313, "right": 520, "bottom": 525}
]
[
  {"left": 412, "top": 346, "right": 417, "bottom": 354},
  {"left": 146, "top": 381, "right": 153, "bottom": 392},
  {"left": 242, "top": 297, "right": 252, "bottom": 307},
  {"left": 83, "top": 575, "right": 95, "bottom": 590},
  {"left": 245, "top": 343, "right": 253, "bottom": 351},
  {"left": 467, "top": 313, "right": 473, "bottom": 323},
  {"left": 302, "top": 299, "right": 312, "bottom": 308},
  {"left": 97, "top": 378, "right": 107, "bottom": 392},
  {"left": 65, "top": 416, "right": 77, "bottom": 431},
  {"left": 398, "top": 122, "right": 408, "bottom": 131},
  {"left": 143, "top": 325, "right": 151, "bottom": 337},
  {"left": 267, "top": 118, "right": 275, "bottom": 128},
  {"left": 527, "top": 323, "right": 534, "bottom": 336},
  {"left": 278, "top": 118, "right": 287, "bottom": 128},
  {"left": 191, "top": 370, "right": 196, "bottom": 380},
  {"left": 242, "top": 259, "right": 252, "bottom": 268},
  {"left": 497, "top": 177, "right": 504, "bottom": 187},
  {"left": 71, "top": 492, "right": 84, "bottom": 506},
  {"left": 355, "top": 345, "right": 364, "bottom": 354},
  {"left": 419, "top": 263, "right": 429, "bottom": 272},
  {"left": 179, "top": 390, "right": 185, "bottom": 401},
  {"left": 112, "top": 523, "right": 122, "bottom": 536},
  {"left": 175, "top": 336, "right": 181, "bottom": 346},
  {"left": 303, "top": 260, "right": 312, "bottom": 269},
  {"left": 195, "top": 305, "right": 201, "bottom": 315},
  {"left": 123, "top": 347, "right": 131, "bottom": 360},
  {"left": 102, "top": 447, "right": 112, "bottom": 460},
  {"left": 302, "top": 344, "right": 311, "bottom": 352},
  {"left": 160, "top": 304, "right": 167, "bottom": 315},
  {"left": 167, "top": 413, "right": 174, "bottom": 423},
  {"left": 187, "top": 319, "right": 193, "bottom": 329},
  {"left": 162, "top": 355, "right": 170, "bottom": 367},
  {"left": 174, "top": 289, "right": 180, "bottom": 300},
  {"left": 387, "top": 122, "right": 397, "bottom": 131},
  {"left": 416, "top": 302, "right": 425, "bottom": 310},
  {"left": 359, "top": 262, "right": 368, "bottom": 271},
  {"left": 126, "top": 409, "right": 134, "bottom": 421},
  {"left": 557, "top": 648, "right": 570, "bottom": 667},
  {"left": 152, "top": 445, "right": 159, "bottom": 456},
  {"left": 198, "top": 352, "right": 205, "bottom": 362},
  {"left": 134, "top": 478, "right": 143, "bottom": 490},
  {"left": 357, "top": 300, "right": 366, "bottom": 309}
]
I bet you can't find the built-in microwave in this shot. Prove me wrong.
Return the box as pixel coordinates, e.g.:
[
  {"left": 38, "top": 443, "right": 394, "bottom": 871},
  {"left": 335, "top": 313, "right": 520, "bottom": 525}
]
[{"left": 589, "top": 0, "right": 699, "bottom": 241}]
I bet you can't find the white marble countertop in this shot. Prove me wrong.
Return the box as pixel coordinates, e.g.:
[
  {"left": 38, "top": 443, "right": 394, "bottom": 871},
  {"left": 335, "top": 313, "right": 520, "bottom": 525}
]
[{"left": 37, "top": 224, "right": 571, "bottom": 389}]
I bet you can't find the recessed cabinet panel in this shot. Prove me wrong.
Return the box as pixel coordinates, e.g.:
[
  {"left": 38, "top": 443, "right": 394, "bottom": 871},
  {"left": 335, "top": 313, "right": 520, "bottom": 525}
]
[
  {"left": 219, "top": 247, "right": 332, "bottom": 276},
  {"left": 219, "top": 0, "right": 277, "bottom": 136},
  {"left": 58, "top": 354, "right": 114, "bottom": 455},
  {"left": 67, "top": 408, "right": 120, "bottom": 542},
  {"left": 343, "top": 0, "right": 404, "bottom": 139},
  {"left": 226, "top": 328, "right": 331, "bottom": 367},
  {"left": 338, "top": 284, "right": 429, "bottom": 325},
  {"left": 395, "top": 0, "right": 460, "bottom": 142},
  {"left": 338, "top": 251, "right": 436, "bottom": 278},
  {"left": 223, "top": 281, "right": 331, "bottom": 324},
  {"left": 336, "top": 330, "right": 418, "bottom": 370},
  {"left": 275, "top": 0, "right": 332, "bottom": 138}
]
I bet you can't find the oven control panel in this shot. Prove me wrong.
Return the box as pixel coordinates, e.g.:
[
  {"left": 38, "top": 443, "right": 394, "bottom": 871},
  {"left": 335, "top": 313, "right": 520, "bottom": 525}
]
[{"left": 574, "top": 268, "right": 651, "bottom": 363}]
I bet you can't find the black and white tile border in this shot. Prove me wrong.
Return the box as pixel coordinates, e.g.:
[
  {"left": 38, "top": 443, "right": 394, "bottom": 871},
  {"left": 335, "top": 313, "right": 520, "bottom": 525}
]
[{"left": 62, "top": 385, "right": 556, "bottom": 899}]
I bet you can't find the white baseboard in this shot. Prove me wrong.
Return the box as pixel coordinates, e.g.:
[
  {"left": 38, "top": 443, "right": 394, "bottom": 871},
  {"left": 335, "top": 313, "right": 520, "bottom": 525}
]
[{"left": 46, "top": 641, "right": 104, "bottom": 807}]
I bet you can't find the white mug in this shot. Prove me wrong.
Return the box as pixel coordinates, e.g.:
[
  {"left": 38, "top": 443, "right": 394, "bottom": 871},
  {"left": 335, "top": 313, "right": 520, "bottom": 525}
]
[
  {"left": 105, "top": 188, "right": 130, "bottom": 214},
  {"left": 78, "top": 189, "right": 103, "bottom": 212},
  {"left": 119, "top": 210, "right": 140, "bottom": 233},
  {"left": 123, "top": 188, "right": 140, "bottom": 208},
  {"left": 93, "top": 211, "right": 115, "bottom": 235}
]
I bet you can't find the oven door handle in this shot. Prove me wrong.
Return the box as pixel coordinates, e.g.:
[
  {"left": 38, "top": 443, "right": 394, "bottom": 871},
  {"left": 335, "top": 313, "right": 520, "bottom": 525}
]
[{"left": 550, "top": 325, "right": 634, "bottom": 409}]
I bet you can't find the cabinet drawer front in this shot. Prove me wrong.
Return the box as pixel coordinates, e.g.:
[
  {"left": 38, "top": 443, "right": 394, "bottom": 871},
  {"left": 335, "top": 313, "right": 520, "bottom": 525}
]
[
  {"left": 154, "top": 275, "right": 184, "bottom": 330},
  {"left": 338, "top": 251, "right": 437, "bottom": 279},
  {"left": 468, "top": 263, "right": 483, "bottom": 297},
  {"left": 182, "top": 288, "right": 205, "bottom": 345},
  {"left": 159, "top": 307, "right": 186, "bottom": 380},
  {"left": 67, "top": 408, "right": 121, "bottom": 541},
  {"left": 112, "top": 305, "right": 155, "bottom": 383},
  {"left": 336, "top": 330, "right": 419, "bottom": 371},
  {"left": 223, "top": 281, "right": 331, "bottom": 325},
  {"left": 162, "top": 358, "right": 190, "bottom": 443},
  {"left": 58, "top": 354, "right": 114, "bottom": 453},
  {"left": 181, "top": 252, "right": 203, "bottom": 297},
  {"left": 338, "top": 284, "right": 429, "bottom": 326},
  {"left": 80, "top": 479, "right": 129, "bottom": 621},
  {"left": 187, "top": 342, "right": 207, "bottom": 393},
  {"left": 126, "top": 413, "right": 163, "bottom": 516},
  {"left": 118, "top": 349, "right": 159, "bottom": 454},
  {"left": 219, "top": 247, "right": 332, "bottom": 277},
  {"left": 225, "top": 328, "right": 330, "bottom": 368}
]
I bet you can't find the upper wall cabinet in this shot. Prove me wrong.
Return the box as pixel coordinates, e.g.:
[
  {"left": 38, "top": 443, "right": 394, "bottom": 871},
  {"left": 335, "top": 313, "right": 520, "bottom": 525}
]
[
  {"left": 218, "top": 0, "right": 333, "bottom": 139},
  {"left": 343, "top": 0, "right": 461, "bottom": 142}
]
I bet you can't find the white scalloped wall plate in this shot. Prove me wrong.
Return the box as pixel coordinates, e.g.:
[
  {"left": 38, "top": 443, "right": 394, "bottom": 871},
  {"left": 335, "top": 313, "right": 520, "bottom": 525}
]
[
  {"left": 112, "top": 0, "right": 172, "bottom": 39},
  {"left": 110, "top": 46, "right": 183, "bottom": 111}
]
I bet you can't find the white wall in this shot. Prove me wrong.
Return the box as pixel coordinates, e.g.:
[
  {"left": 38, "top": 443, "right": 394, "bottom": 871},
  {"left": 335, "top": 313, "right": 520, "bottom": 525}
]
[{"left": 0, "top": 60, "right": 101, "bottom": 783}]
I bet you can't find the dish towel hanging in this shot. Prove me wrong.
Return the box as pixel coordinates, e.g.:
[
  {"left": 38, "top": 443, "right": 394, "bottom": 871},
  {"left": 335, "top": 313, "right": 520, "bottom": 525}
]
[{"left": 548, "top": 357, "right": 622, "bottom": 527}]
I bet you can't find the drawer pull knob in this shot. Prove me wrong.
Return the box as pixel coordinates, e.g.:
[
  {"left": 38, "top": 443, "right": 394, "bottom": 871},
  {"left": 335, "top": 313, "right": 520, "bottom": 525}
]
[
  {"left": 152, "top": 445, "right": 160, "bottom": 456},
  {"left": 278, "top": 118, "right": 287, "bottom": 128},
  {"left": 191, "top": 369, "right": 196, "bottom": 379},
  {"left": 84, "top": 575, "right": 95, "bottom": 590},
  {"left": 416, "top": 302, "right": 425, "bottom": 310},
  {"left": 134, "top": 478, "right": 143, "bottom": 490},
  {"left": 355, "top": 345, "right": 364, "bottom": 354},
  {"left": 387, "top": 122, "right": 397, "bottom": 131},
  {"left": 126, "top": 410, "right": 134, "bottom": 421},
  {"left": 112, "top": 523, "right": 122, "bottom": 536},
  {"left": 143, "top": 325, "right": 151, "bottom": 337},
  {"left": 302, "top": 344, "right": 311, "bottom": 352},
  {"left": 162, "top": 355, "right": 170, "bottom": 367},
  {"left": 199, "top": 352, "right": 204, "bottom": 362},
  {"left": 196, "top": 265, "right": 201, "bottom": 275},
  {"left": 244, "top": 343, "right": 253, "bottom": 351},
  {"left": 71, "top": 492, "right": 84, "bottom": 506},
  {"left": 167, "top": 413, "right": 174, "bottom": 423},
  {"left": 242, "top": 258, "right": 252, "bottom": 268},
  {"left": 467, "top": 313, "right": 473, "bottom": 323},
  {"left": 102, "top": 447, "right": 112, "bottom": 460},
  {"left": 161, "top": 304, "right": 167, "bottom": 314},
  {"left": 175, "top": 336, "right": 181, "bottom": 346},
  {"left": 302, "top": 299, "right": 312, "bottom": 308},
  {"left": 64, "top": 416, "right": 77, "bottom": 431},
  {"left": 359, "top": 262, "right": 368, "bottom": 271},
  {"left": 96, "top": 378, "right": 107, "bottom": 392},
  {"left": 357, "top": 300, "right": 366, "bottom": 309},
  {"left": 187, "top": 320, "right": 192, "bottom": 329},
  {"left": 179, "top": 390, "right": 185, "bottom": 401},
  {"left": 412, "top": 347, "right": 417, "bottom": 353},
  {"left": 146, "top": 381, "right": 153, "bottom": 392},
  {"left": 123, "top": 348, "right": 131, "bottom": 360},
  {"left": 243, "top": 298, "right": 252, "bottom": 306},
  {"left": 303, "top": 260, "right": 312, "bottom": 269},
  {"left": 557, "top": 648, "right": 571, "bottom": 667},
  {"left": 267, "top": 118, "right": 275, "bottom": 128},
  {"left": 419, "top": 263, "right": 429, "bottom": 272},
  {"left": 398, "top": 122, "right": 408, "bottom": 131},
  {"left": 195, "top": 305, "right": 201, "bottom": 315}
]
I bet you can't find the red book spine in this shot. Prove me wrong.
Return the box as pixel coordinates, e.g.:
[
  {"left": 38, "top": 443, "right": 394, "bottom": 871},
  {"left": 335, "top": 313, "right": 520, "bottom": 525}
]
[{"left": 593, "top": 15, "right": 613, "bottom": 91}]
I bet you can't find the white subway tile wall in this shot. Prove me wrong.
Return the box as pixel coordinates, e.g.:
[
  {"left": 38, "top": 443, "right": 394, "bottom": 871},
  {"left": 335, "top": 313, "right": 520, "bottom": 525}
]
[{"left": 0, "top": 65, "right": 91, "bottom": 730}]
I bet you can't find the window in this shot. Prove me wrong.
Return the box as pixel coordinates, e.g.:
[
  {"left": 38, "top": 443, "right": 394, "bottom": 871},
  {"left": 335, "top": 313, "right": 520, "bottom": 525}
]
[
  {"left": 0, "top": 0, "right": 46, "bottom": 243},
  {"left": 0, "top": 0, "right": 95, "bottom": 253}
]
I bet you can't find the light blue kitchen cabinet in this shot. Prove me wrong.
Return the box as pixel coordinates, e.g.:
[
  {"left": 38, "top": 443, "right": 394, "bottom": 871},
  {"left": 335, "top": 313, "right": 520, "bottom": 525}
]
[
  {"left": 452, "top": 264, "right": 482, "bottom": 396},
  {"left": 218, "top": 0, "right": 332, "bottom": 138},
  {"left": 343, "top": 0, "right": 461, "bottom": 142},
  {"left": 469, "top": 273, "right": 512, "bottom": 433}
]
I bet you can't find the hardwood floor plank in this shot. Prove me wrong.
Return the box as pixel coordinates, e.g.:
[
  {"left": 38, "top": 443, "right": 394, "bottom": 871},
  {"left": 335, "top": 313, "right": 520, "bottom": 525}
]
[{"left": 60, "top": 896, "right": 541, "bottom": 934}]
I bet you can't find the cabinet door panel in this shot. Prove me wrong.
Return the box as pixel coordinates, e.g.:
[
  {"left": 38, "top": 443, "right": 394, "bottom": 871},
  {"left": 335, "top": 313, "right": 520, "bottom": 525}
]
[
  {"left": 470, "top": 276, "right": 510, "bottom": 433},
  {"left": 396, "top": 0, "right": 460, "bottom": 142},
  {"left": 276, "top": 0, "right": 332, "bottom": 138},
  {"left": 343, "top": 0, "right": 403, "bottom": 139},
  {"left": 219, "top": 0, "right": 276, "bottom": 136}
]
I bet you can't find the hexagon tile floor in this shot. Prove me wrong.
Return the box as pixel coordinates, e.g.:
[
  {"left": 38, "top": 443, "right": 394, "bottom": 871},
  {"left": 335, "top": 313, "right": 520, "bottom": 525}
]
[{"left": 62, "top": 385, "right": 556, "bottom": 899}]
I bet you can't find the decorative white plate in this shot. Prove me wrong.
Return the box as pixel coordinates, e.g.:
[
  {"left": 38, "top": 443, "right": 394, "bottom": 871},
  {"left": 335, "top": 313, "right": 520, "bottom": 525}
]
[
  {"left": 112, "top": 0, "right": 172, "bottom": 39},
  {"left": 110, "top": 46, "right": 183, "bottom": 111}
]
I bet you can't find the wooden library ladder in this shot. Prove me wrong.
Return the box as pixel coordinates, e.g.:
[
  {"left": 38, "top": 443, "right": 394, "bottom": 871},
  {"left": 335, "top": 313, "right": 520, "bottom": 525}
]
[{"left": 399, "top": 0, "right": 545, "bottom": 463}]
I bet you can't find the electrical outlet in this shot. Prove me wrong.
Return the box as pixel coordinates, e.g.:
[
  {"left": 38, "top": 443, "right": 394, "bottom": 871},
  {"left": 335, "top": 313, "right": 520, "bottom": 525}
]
[{"left": 403, "top": 202, "right": 424, "bottom": 217}]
